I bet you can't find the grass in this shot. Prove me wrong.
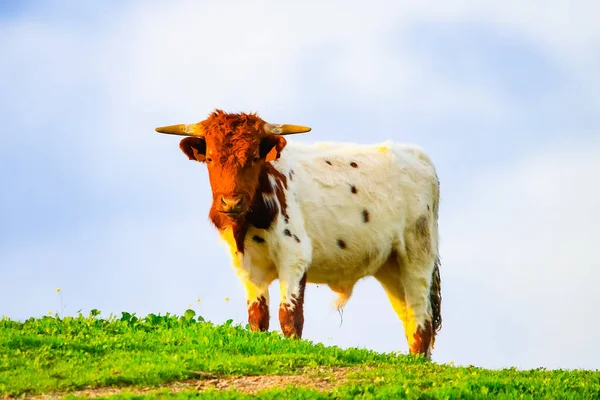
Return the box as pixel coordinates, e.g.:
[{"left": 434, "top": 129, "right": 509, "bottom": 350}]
[{"left": 1, "top": 310, "right": 599, "bottom": 399}]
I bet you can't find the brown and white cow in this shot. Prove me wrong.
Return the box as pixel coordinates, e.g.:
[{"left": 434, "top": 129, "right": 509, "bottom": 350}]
[{"left": 155, "top": 109, "right": 442, "bottom": 358}]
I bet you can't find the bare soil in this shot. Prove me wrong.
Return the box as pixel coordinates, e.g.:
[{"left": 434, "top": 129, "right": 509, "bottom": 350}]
[{"left": 17, "top": 366, "right": 367, "bottom": 399}]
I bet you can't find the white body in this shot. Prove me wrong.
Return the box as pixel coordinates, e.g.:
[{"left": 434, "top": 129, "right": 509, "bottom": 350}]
[{"left": 220, "top": 140, "right": 440, "bottom": 349}]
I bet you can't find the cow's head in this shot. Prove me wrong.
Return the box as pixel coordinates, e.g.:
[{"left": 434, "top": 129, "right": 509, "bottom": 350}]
[{"left": 155, "top": 110, "right": 310, "bottom": 221}]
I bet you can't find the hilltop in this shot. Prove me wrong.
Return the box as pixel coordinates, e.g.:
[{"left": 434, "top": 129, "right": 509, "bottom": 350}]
[{"left": 1, "top": 311, "right": 598, "bottom": 399}]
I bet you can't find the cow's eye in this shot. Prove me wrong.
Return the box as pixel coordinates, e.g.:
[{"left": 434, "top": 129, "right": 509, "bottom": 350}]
[
  {"left": 207, "top": 157, "right": 213, "bottom": 162},
  {"left": 253, "top": 156, "right": 259, "bottom": 163}
]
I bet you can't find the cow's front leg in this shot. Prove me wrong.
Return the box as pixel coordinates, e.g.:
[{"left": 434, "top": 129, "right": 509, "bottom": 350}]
[
  {"left": 242, "top": 278, "right": 270, "bottom": 332},
  {"left": 278, "top": 269, "right": 307, "bottom": 338}
]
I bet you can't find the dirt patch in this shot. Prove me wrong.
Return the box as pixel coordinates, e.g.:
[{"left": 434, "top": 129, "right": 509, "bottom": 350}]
[
  {"left": 17, "top": 366, "right": 366, "bottom": 399},
  {"left": 193, "top": 367, "right": 350, "bottom": 393}
]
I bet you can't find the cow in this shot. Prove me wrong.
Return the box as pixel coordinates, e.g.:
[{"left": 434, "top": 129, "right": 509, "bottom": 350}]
[{"left": 155, "top": 109, "right": 442, "bottom": 358}]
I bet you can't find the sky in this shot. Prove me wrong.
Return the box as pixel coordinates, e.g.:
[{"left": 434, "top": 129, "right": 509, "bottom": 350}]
[{"left": 1, "top": 1, "right": 599, "bottom": 371}]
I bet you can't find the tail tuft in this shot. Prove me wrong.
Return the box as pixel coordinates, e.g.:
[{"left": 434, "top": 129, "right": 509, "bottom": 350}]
[{"left": 430, "top": 256, "right": 442, "bottom": 344}]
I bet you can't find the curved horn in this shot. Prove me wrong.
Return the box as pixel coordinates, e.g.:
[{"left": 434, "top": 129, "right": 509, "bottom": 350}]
[
  {"left": 155, "top": 123, "right": 204, "bottom": 137},
  {"left": 264, "top": 123, "right": 311, "bottom": 136}
]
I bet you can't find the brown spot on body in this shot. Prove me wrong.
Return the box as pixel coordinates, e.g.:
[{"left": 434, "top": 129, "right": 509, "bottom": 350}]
[
  {"left": 266, "top": 164, "right": 288, "bottom": 190},
  {"left": 248, "top": 296, "right": 269, "bottom": 332},
  {"left": 257, "top": 167, "right": 275, "bottom": 195},
  {"left": 350, "top": 162, "right": 358, "bottom": 168},
  {"left": 252, "top": 235, "right": 265, "bottom": 243},
  {"left": 293, "top": 235, "right": 301, "bottom": 243},
  {"left": 337, "top": 239, "right": 346, "bottom": 249},
  {"left": 279, "top": 273, "right": 307, "bottom": 338},
  {"left": 413, "top": 214, "right": 431, "bottom": 253},
  {"left": 267, "top": 164, "right": 289, "bottom": 220},
  {"left": 362, "top": 209, "right": 370, "bottom": 223},
  {"left": 415, "top": 214, "right": 430, "bottom": 236},
  {"left": 350, "top": 185, "right": 357, "bottom": 194},
  {"left": 410, "top": 320, "right": 433, "bottom": 359}
]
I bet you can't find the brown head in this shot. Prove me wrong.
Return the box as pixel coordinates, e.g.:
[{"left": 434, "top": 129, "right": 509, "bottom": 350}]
[{"left": 155, "top": 109, "right": 310, "bottom": 224}]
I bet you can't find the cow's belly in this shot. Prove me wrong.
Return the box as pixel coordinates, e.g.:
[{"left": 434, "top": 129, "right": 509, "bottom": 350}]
[
  {"left": 303, "top": 218, "right": 399, "bottom": 285},
  {"left": 305, "top": 253, "right": 390, "bottom": 285}
]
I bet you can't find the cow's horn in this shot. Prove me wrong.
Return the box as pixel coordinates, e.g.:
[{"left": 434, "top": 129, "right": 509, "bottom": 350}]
[
  {"left": 155, "top": 123, "right": 204, "bottom": 137},
  {"left": 264, "top": 123, "right": 311, "bottom": 135}
]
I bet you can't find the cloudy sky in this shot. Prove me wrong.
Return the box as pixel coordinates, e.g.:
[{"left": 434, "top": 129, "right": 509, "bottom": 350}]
[{"left": 1, "top": 1, "right": 599, "bottom": 371}]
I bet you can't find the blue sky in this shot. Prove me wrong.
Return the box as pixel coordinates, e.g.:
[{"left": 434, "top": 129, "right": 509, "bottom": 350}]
[{"left": 1, "top": 1, "right": 599, "bottom": 371}]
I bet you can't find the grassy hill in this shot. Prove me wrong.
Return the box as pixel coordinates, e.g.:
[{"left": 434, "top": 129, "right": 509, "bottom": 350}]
[{"left": 1, "top": 311, "right": 599, "bottom": 399}]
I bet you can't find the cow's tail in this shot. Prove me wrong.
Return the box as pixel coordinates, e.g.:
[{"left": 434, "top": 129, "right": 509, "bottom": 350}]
[
  {"left": 430, "top": 256, "right": 442, "bottom": 342},
  {"left": 429, "top": 173, "right": 442, "bottom": 346}
]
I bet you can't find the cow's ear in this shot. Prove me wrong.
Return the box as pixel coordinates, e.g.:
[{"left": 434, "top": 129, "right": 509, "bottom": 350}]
[
  {"left": 260, "top": 135, "right": 287, "bottom": 162},
  {"left": 179, "top": 137, "right": 207, "bottom": 162}
]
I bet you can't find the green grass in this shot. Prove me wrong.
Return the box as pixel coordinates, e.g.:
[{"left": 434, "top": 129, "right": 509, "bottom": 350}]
[{"left": 1, "top": 310, "right": 599, "bottom": 399}]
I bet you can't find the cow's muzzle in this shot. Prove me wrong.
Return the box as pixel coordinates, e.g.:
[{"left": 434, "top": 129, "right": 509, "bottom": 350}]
[{"left": 217, "top": 195, "right": 246, "bottom": 217}]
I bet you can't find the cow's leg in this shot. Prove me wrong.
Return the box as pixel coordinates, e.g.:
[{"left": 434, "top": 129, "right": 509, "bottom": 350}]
[
  {"left": 374, "top": 256, "right": 409, "bottom": 343},
  {"left": 223, "top": 230, "right": 273, "bottom": 333},
  {"left": 278, "top": 270, "right": 307, "bottom": 338},
  {"left": 242, "top": 278, "right": 271, "bottom": 332},
  {"left": 396, "top": 217, "right": 438, "bottom": 359},
  {"left": 399, "top": 254, "right": 435, "bottom": 359}
]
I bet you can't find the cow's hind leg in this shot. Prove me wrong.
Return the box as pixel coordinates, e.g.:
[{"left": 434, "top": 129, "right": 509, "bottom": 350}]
[
  {"left": 395, "top": 215, "right": 440, "bottom": 359},
  {"left": 374, "top": 256, "right": 409, "bottom": 344}
]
